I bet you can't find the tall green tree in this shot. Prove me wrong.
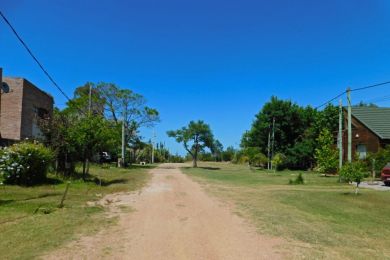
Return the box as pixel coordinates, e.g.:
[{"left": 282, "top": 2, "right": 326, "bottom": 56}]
[
  {"left": 212, "top": 140, "right": 224, "bottom": 161},
  {"left": 69, "top": 115, "right": 119, "bottom": 178},
  {"left": 96, "top": 82, "right": 160, "bottom": 152},
  {"left": 241, "top": 96, "right": 310, "bottom": 154},
  {"left": 39, "top": 109, "right": 79, "bottom": 175},
  {"left": 314, "top": 129, "right": 338, "bottom": 173},
  {"left": 167, "top": 121, "right": 214, "bottom": 167},
  {"left": 222, "top": 146, "right": 236, "bottom": 162}
]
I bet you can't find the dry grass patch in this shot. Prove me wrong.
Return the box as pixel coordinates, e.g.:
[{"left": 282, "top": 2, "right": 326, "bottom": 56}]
[{"left": 184, "top": 162, "right": 390, "bottom": 259}]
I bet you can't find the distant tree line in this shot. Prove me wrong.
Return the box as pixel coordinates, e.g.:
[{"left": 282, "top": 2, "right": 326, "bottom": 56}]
[{"left": 238, "top": 96, "right": 339, "bottom": 170}]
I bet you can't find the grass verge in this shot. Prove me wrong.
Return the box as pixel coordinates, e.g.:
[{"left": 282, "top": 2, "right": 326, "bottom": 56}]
[
  {"left": 0, "top": 164, "right": 151, "bottom": 259},
  {"left": 183, "top": 162, "right": 390, "bottom": 259}
]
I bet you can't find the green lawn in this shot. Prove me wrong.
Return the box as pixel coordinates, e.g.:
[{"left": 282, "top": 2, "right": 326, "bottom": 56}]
[
  {"left": 0, "top": 164, "right": 151, "bottom": 259},
  {"left": 183, "top": 162, "right": 390, "bottom": 259}
]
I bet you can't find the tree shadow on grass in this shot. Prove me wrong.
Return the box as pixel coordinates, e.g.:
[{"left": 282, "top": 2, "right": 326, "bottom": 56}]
[
  {"left": 0, "top": 199, "right": 14, "bottom": 206},
  {"left": 0, "top": 192, "right": 62, "bottom": 206},
  {"left": 94, "top": 178, "right": 128, "bottom": 187},
  {"left": 341, "top": 192, "right": 362, "bottom": 196},
  {"left": 199, "top": 167, "right": 221, "bottom": 170},
  {"left": 125, "top": 164, "right": 156, "bottom": 170},
  {"left": 182, "top": 166, "right": 221, "bottom": 171}
]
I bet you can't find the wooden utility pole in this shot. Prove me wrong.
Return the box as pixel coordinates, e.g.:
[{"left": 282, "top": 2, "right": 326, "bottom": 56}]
[
  {"left": 88, "top": 83, "right": 92, "bottom": 115},
  {"left": 347, "top": 88, "right": 352, "bottom": 163},
  {"left": 267, "top": 127, "right": 271, "bottom": 170},
  {"left": 338, "top": 99, "right": 343, "bottom": 167},
  {"left": 151, "top": 130, "right": 156, "bottom": 164},
  {"left": 338, "top": 99, "right": 343, "bottom": 182},
  {"left": 271, "top": 117, "right": 275, "bottom": 170},
  {"left": 121, "top": 104, "right": 127, "bottom": 167}
]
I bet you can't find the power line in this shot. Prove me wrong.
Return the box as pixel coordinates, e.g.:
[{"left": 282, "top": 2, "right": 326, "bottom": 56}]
[
  {"left": 315, "top": 80, "right": 390, "bottom": 109},
  {"left": 0, "top": 10, "right": 71, "bottom": 101},
  {"left": 350, "top": 81, "right": 390, "bottom": 92},
  {"left": 315, "top": 91, "right": 346, "bottom": 110}
]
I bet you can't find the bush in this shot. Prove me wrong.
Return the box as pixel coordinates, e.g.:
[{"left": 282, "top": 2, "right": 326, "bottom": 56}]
[
  {"left": 0, "top": 142, "right": 54, "bottom": 186},
  {"left": 339, "top": 161, "right": 366, "bottom": 194},
  {"left": 252, "top": 153, "right": 268, "bottom": 168},
  {"left": 169, "top": 155, "right": 184, "bottom": 163},
  {"left": 289, "top": 172, "right": 304, "bottom": 185},
  {"left": 272, "top": 153, "right": 286, "bottom": 171},
  {"left": 366, "top": 146, "right": 390, "bottom": 175}
]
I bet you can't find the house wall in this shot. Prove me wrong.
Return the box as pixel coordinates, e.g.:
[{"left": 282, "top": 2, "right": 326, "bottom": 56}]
[
  {"left": 381, "top": 139, "right": 390, "bottom": 149},
  {"left": 342, "top": 111, "right": 381, "bottom": 160},
  {"left": 20, "top": 79, "right": 53, "bottom": 139},
  {"left": 1, "top": 77, "right": 24, "bottom": 140},
  {"left": 0, "top": 77, "right": 53, "bottom": 142}
]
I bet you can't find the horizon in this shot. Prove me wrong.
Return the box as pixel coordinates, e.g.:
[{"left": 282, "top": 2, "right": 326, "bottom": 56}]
[{"left": 2, "top": 0, "right": 390, "bottom": 155}]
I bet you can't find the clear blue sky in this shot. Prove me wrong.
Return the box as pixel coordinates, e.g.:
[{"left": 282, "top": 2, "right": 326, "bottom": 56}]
[{"left": 1, "top": 0, "right": 390, "bottom": 155}]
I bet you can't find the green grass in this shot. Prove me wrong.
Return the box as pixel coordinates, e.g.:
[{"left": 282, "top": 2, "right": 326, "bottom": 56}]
[
  {"left": 183, "top": 162, "right": 390, "bottom": 259},
  {"left": 0, "top": 164, "right": 151, "bottom": 259}
]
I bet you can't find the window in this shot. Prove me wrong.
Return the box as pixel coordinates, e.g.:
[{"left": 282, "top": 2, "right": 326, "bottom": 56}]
[
  {"left": 33, "top": 106, "right": 48, "bottom": 119},
  {"left": 356, "top": 144, "right": 367, "bottom": 160}
]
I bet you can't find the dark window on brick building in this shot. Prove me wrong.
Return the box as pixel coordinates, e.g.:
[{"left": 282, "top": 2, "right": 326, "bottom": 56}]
[{"left": 33, "top": 107, "right": 49, "bottom": 119}]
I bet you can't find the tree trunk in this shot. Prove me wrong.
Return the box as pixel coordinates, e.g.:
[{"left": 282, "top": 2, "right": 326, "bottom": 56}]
[
  {"left": 82, "top": 159, "right": 87, "bottom": 180},
  {"left": 86, "top": 158, "right": 90, "bottom": 175},
  {"left": 192, "top": 158, "right": 198, "bottom": 168},
  {"left": 193, "top": 150, "right": 198, "bottom": 168},
  {"left": 355, "top": 183, "right": 360, "bottom": 195},
  {"left": 82, "top": 150, "right": 87, "bottom": 180}
]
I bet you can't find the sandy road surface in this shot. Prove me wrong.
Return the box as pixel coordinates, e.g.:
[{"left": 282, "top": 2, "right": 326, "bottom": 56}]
[{"left": 45, "top": 164, "right": 284, "bottom": 260}]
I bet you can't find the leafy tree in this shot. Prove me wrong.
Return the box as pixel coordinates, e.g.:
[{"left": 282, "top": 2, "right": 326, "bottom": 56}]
[
  {"left": 97, "top": 82, "right": 159, "bottom": 130},
  {"left": 367, "top": 146, "right": 390, "bottom": 173},
  {"left": 212, "top": 140, "right": 224, "bottom": 161},
  {"left": 65, "top": 82, "right": 105, "bottom": 115},
  {"left": 241, "top": 96, "right": 339, "bottom": 170},
  {"left": 198, "top": 152, "right": 215, "bottom": 162},
  {"left": 241, "top": 96, "right": 309, "bottom": 154},
  {"left": 243, "top": 147, "right": 267, "bottom": 167},
  {"left": 69, "top": 115, "right": 119, "bottom": 179},
  {"left": 314, "top": 129, "right": 338, "bottom": 173},
  {"left": 285, "top": 138, "right": 316, "bottom": 170},
  {"left": 222, "top": 146, "right": 236, "bottom": 162},
  {"left": 167, "top": 121, "right": 214, "bottom": 167},
  {"left": 40, "top": 108, "right": 81, "bottom": 175},
  {"left": 355, "top": 101, "right": 378, "bottom": 107},
  {"left": 271, "top": 153, "right": 286, "bottom": 172},
  {"left": 340, "top": 162, "right": 365, "bottom": 194}
]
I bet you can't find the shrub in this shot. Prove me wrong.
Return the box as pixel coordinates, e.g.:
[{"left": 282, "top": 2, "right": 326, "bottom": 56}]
[
  {"left": 289, "top": 172, "right": 305, "bottom": 185},
  {"left": 0, "top": 142, "right": 54, "bottom": 186},
  {"left": 252, "top": 153, "right": 268, "bottom": 168},
  {"left": 366, "top": 146, "right": 390, "bottom": 175},
  {"left": 272, "top": 153, "right": 286, "bottom": 172},
  {"left": 339, "top": 161, "right": 365, "bottom": 195}
]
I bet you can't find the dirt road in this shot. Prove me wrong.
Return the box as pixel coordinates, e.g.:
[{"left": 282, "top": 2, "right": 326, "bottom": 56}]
[{"left": 45, "top": 164, "right": 284, "bottom": 259}]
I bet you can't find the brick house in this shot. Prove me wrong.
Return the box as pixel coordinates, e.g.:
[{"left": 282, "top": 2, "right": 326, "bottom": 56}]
[
  {"left": 0, "top": 68, "right": 54, "bottom": 145},
  {"left": 343, "top": 106, "right": 390, "bottom": 160}
]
